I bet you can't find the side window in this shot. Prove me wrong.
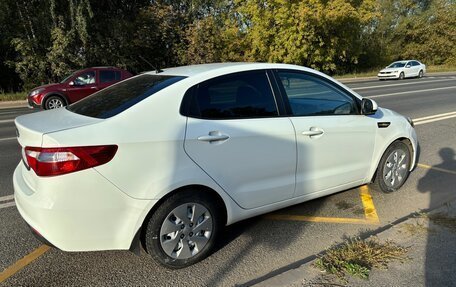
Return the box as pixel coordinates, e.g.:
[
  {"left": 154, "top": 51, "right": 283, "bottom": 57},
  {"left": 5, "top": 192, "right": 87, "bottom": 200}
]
[
  {"left": 277, "top": 71, "right": 357, "bottom": 116},
  {"left": 100, "top": 70, "right": 121, "bottom": 83},
  {"left": 74, "top": 71, "right": 96, "bottom": 85},
  {"left": 188, "top": 71, "right": 278, "bottom": 119},
  {"left": 412, "top": 61, "right": 420, "bottom": 66}
]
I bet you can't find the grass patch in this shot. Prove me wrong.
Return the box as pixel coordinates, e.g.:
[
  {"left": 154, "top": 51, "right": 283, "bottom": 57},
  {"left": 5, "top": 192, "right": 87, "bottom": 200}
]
[
  {"left": 334, "top": 70, "right": 378, "bottom": 79},
  {"left": 315, "top": 237, "right": 407, "bottom": 280},
  {"left": 0, "top": 92, "right": 27, "bottom": 102},
  {"left": 428, "top": 213, "right": 456, "bottom": 232},
  {"left": 426, "top": 65, "right": 456, "bottom": 73}
]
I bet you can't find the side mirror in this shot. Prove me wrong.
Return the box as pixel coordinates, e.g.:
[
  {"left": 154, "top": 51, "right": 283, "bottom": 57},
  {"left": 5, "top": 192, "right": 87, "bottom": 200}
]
[
  {"left": 361, "top": 98, "right": 378, "bottom": 115},
  {"left": 405, "top": 65, "right": 411, "bottom": 68},
  {"left": 69, "top": 81, "right": 75, "bottom": 86}
]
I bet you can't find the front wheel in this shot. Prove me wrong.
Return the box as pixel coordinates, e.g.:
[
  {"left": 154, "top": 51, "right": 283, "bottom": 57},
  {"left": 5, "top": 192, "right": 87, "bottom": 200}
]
[
  {"left": 44, "top": 96, "right": 65, "bottom": 109},
  {"left": 398, "top": 72, "right": 405, "bottom": 80},
  {"left": 372, "top": 141, "right": 411, "bottom": 193},
  {"left": 144, "top": 189, "right": 221, "bottom": 268}
]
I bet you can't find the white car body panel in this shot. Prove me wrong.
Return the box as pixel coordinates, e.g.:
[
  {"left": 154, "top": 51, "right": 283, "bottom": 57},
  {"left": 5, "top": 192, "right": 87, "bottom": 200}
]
[
  {"left": 13, "top": 62, "right": 418, "bottom": 252},
  {"left": 184, "top": 117, "right": 296, "bottom": 209},
  {"left": 290, "top": 115, "right": 376, "bottom": 197}
]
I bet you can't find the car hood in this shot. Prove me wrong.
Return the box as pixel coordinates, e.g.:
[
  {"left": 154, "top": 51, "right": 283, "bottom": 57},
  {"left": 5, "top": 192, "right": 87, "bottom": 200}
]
[
  {"left": 31, "top": 83, "right": 64, "bottom": 92},
  {"left": 380, "top": 67, "right": 402, "bottom": 72}
]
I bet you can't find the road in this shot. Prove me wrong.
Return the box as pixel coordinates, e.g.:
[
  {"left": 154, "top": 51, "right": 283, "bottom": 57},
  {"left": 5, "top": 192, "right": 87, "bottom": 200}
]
[{"left": 0, "top": 75, "right": 455, "bottom": 286}]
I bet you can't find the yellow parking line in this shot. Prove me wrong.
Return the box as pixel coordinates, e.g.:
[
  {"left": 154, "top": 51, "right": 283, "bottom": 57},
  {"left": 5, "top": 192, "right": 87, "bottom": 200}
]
[
  {"left": 265, "top": 214, "right": 375, "bottom": 225},
  {"left": 417, "top": 163, "right": 456, "bottom": 175},
  {"left": 359, "top": 185, "right": 380, "bottom": 224},
  {"left": 0, "top": 245, "right": 50, "bottom": 283},
  {"left": 265, "top": 186, "right": 380, "bottom": 225}
]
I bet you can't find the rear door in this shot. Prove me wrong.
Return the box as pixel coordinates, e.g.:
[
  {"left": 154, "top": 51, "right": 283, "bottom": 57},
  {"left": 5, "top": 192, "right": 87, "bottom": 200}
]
[
  {"left": 273, "top": 70, "right": 377, "bottom": 197},
  {"left": 183, "top": 70, "right": 297, "bottom": 209}
]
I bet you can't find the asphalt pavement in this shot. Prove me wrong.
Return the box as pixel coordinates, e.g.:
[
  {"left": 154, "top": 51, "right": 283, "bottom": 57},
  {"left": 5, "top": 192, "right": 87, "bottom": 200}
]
[{"left": 0, "top": 74, "right": 455, "bottom": 286}]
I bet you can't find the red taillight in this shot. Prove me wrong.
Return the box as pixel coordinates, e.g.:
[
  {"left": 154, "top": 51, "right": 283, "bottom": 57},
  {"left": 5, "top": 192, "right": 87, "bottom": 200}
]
[{"left": 24, "top": 145, "right": 118, "bottom": 176}]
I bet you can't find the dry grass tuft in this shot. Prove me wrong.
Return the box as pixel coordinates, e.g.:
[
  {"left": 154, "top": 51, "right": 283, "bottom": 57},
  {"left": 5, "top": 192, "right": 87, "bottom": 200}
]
[{"left": 315, "top": 237, "right": 407, "bottom": 280}]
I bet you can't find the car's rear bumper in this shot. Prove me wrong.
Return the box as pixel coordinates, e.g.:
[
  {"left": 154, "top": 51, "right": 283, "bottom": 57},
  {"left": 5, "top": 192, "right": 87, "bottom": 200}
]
[{"left": 13, "top": 162, "right": 156, "bottom": 251}]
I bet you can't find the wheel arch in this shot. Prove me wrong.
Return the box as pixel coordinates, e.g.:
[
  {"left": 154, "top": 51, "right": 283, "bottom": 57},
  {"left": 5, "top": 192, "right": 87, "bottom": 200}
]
[
  {"left": 135, "top": 184, "right": 228, "bottom": 250},
  {"left": 369, "top": 137, "right": 415, "bottom": 183},
  {"left": 43, "top": 92, "right": 69, "bottom": 107}
]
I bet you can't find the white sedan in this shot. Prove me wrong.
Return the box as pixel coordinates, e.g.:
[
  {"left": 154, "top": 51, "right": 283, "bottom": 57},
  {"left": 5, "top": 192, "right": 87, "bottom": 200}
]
[
  {"left": 378, "top": 60, "right": 426, "bottom": 80},
  {"left": 14, "top": 63, "right": 417, "bottom": 268}
]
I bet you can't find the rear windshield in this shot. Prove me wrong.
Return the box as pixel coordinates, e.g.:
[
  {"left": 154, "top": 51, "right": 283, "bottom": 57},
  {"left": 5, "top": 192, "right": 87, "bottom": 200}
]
[{"left": 67, "top": 74, "right": 186, "bottom": 119}]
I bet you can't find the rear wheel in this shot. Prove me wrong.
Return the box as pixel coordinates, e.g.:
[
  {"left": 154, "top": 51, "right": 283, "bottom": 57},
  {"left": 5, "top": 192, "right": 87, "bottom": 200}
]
[
  {"left": 372, "top": 141, "right": 411, "bottom": 193},
  {"left": 144, "top": 189, "right": 221, "bottom": 268},
  {"left": 44, "top": 96, "right": 65, "bottom": 109},
  {"left": 418, "top": 70, "right": 423, "bottom": 78}
]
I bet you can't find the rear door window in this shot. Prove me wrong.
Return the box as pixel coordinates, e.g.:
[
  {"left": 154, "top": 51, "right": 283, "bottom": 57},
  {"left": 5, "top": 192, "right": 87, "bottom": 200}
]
[
  {"left": 100, "top": 70, "right": 121, "bottom": 83},
  {"left": 185, "top": 70, "right": 278, "bottom": 119},
  {"left": 68, "top": 74, "right": 186, "bottom": 119}
]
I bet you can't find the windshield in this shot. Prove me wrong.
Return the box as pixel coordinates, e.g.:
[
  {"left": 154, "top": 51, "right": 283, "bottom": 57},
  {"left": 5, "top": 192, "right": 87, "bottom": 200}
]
[
  {"left": 387, "top": 62, "right": 407, "bottom": 68},
  {"left": 67, "top": 74, "right": 186, "bottom": 119},
  {"left": 60, "top": 72, "right": 76, "bottom": 83}
]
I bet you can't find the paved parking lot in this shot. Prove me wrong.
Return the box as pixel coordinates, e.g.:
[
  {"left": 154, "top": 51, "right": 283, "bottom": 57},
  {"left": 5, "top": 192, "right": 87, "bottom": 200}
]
[{"left": 0, "top": 75, "right": 455, "bottom": 286}]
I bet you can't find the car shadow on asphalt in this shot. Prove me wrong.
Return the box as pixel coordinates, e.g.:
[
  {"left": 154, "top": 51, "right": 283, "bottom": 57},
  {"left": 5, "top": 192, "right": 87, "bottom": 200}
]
[{"left": 417, "top": 147, "right": 456, "bottom": 286}]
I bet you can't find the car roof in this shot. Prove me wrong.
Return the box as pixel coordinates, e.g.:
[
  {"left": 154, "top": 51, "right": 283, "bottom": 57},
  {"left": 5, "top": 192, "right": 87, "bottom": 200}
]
[
  {"left": 142, "top": 62, "right": 313, "bottom": 77},
  {"left": 393, "top": 60, "right": 419, "bottom": 63},
  {"left": 76, "top": 67, "right": 125, "bottom": 73}
]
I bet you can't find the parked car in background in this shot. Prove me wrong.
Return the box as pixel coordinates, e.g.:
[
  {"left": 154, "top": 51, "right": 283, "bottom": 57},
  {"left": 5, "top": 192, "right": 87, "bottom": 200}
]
[
  {"left": 27, "top": 67, "right": 133, "bottom": 109},
  {"left": 377, "top": 60, "right": 426, "bottom": 80},
  {"left": 14, "top": 63, "right": 417, "bottom": 268}
]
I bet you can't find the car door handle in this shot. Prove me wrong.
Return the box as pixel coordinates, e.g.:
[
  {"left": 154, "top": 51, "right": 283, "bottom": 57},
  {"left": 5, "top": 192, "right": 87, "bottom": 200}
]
[
  {"left": 302, "top": 129, "right": 324, "bottom": 137},
  {"left": 197, "top": 132, "right": 230, "bottom": 143},
  {"left": 90, "top": 87, "right": 98, "bottom": 89}
]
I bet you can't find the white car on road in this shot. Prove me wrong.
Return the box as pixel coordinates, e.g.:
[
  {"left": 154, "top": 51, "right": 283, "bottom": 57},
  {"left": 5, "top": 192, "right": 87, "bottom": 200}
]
[
  {"left": 378, "top": 60, "right": 426, "bottom": 80},
  {"left": 14, "top": 63, "right": 417, "bottom": 268}
]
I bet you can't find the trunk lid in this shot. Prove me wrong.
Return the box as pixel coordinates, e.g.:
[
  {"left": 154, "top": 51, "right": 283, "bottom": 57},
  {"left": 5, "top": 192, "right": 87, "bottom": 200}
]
[{"left": 15, "top": 108, "right": 102, "bottom": 148}]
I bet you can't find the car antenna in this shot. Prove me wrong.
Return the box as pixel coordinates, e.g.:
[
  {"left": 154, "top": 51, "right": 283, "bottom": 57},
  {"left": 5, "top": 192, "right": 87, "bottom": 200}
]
[{"left": 138, "top": 55, "right": 163, "bottom": 73}]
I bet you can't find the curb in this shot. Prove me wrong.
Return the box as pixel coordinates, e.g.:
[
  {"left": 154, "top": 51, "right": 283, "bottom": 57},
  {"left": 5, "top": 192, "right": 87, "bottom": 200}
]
[{"left": 0, "top": 100, "right": 28, "bottom": 109}]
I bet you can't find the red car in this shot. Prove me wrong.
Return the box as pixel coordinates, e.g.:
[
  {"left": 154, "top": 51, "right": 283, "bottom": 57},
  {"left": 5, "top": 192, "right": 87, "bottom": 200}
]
[{"left": 27, "top": 67, "right": 133, "bottom": 109}]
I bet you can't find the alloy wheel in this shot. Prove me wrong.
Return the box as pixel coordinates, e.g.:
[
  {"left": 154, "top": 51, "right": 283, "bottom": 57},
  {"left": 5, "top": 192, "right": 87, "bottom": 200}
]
[{"left": 383, "top": 149, "right": 409, "bottom": 189}]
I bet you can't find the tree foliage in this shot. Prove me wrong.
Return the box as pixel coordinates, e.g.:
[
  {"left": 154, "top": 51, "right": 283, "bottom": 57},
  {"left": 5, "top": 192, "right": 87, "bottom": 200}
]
[{"left": 0, "top": 0, "right": 454, "bottom": 92}]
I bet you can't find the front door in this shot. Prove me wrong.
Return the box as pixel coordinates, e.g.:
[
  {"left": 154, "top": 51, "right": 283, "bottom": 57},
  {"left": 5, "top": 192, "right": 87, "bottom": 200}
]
[
  {"left": 274, "top": 70, "right": 376, "bottom": 196},
  {"left": 67, "top": 71, "right": 98, "bottom": 103}
]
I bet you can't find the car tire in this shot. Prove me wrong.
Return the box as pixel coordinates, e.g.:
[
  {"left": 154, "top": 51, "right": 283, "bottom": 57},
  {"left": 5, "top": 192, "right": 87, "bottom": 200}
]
[
  {"left": 398, "top": 72, "right": 405, "bottom": 80},
  {"left": 418, "top": 70, "right": 423, "bottom": 78},
  {"left": 144, "top": 189, "right": 222, "bottom": 268},
  {"left": 44, "top": 96, "right": 65, "bottom": 110},
  {"left": 372, "top": 141, "right": 411, "bottom": 193}
]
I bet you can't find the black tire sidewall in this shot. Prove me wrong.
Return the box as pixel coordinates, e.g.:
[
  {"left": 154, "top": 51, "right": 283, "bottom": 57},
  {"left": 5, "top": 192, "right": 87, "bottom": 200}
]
[
  {"left": 399, "top": 72, "right": 405, "bottom": 80},
  {"left": 144, "top": 190, "right": 221, "bottom": 268},
  {"left": 375, "top": 141, "right": 411, "bottom": 193}
]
